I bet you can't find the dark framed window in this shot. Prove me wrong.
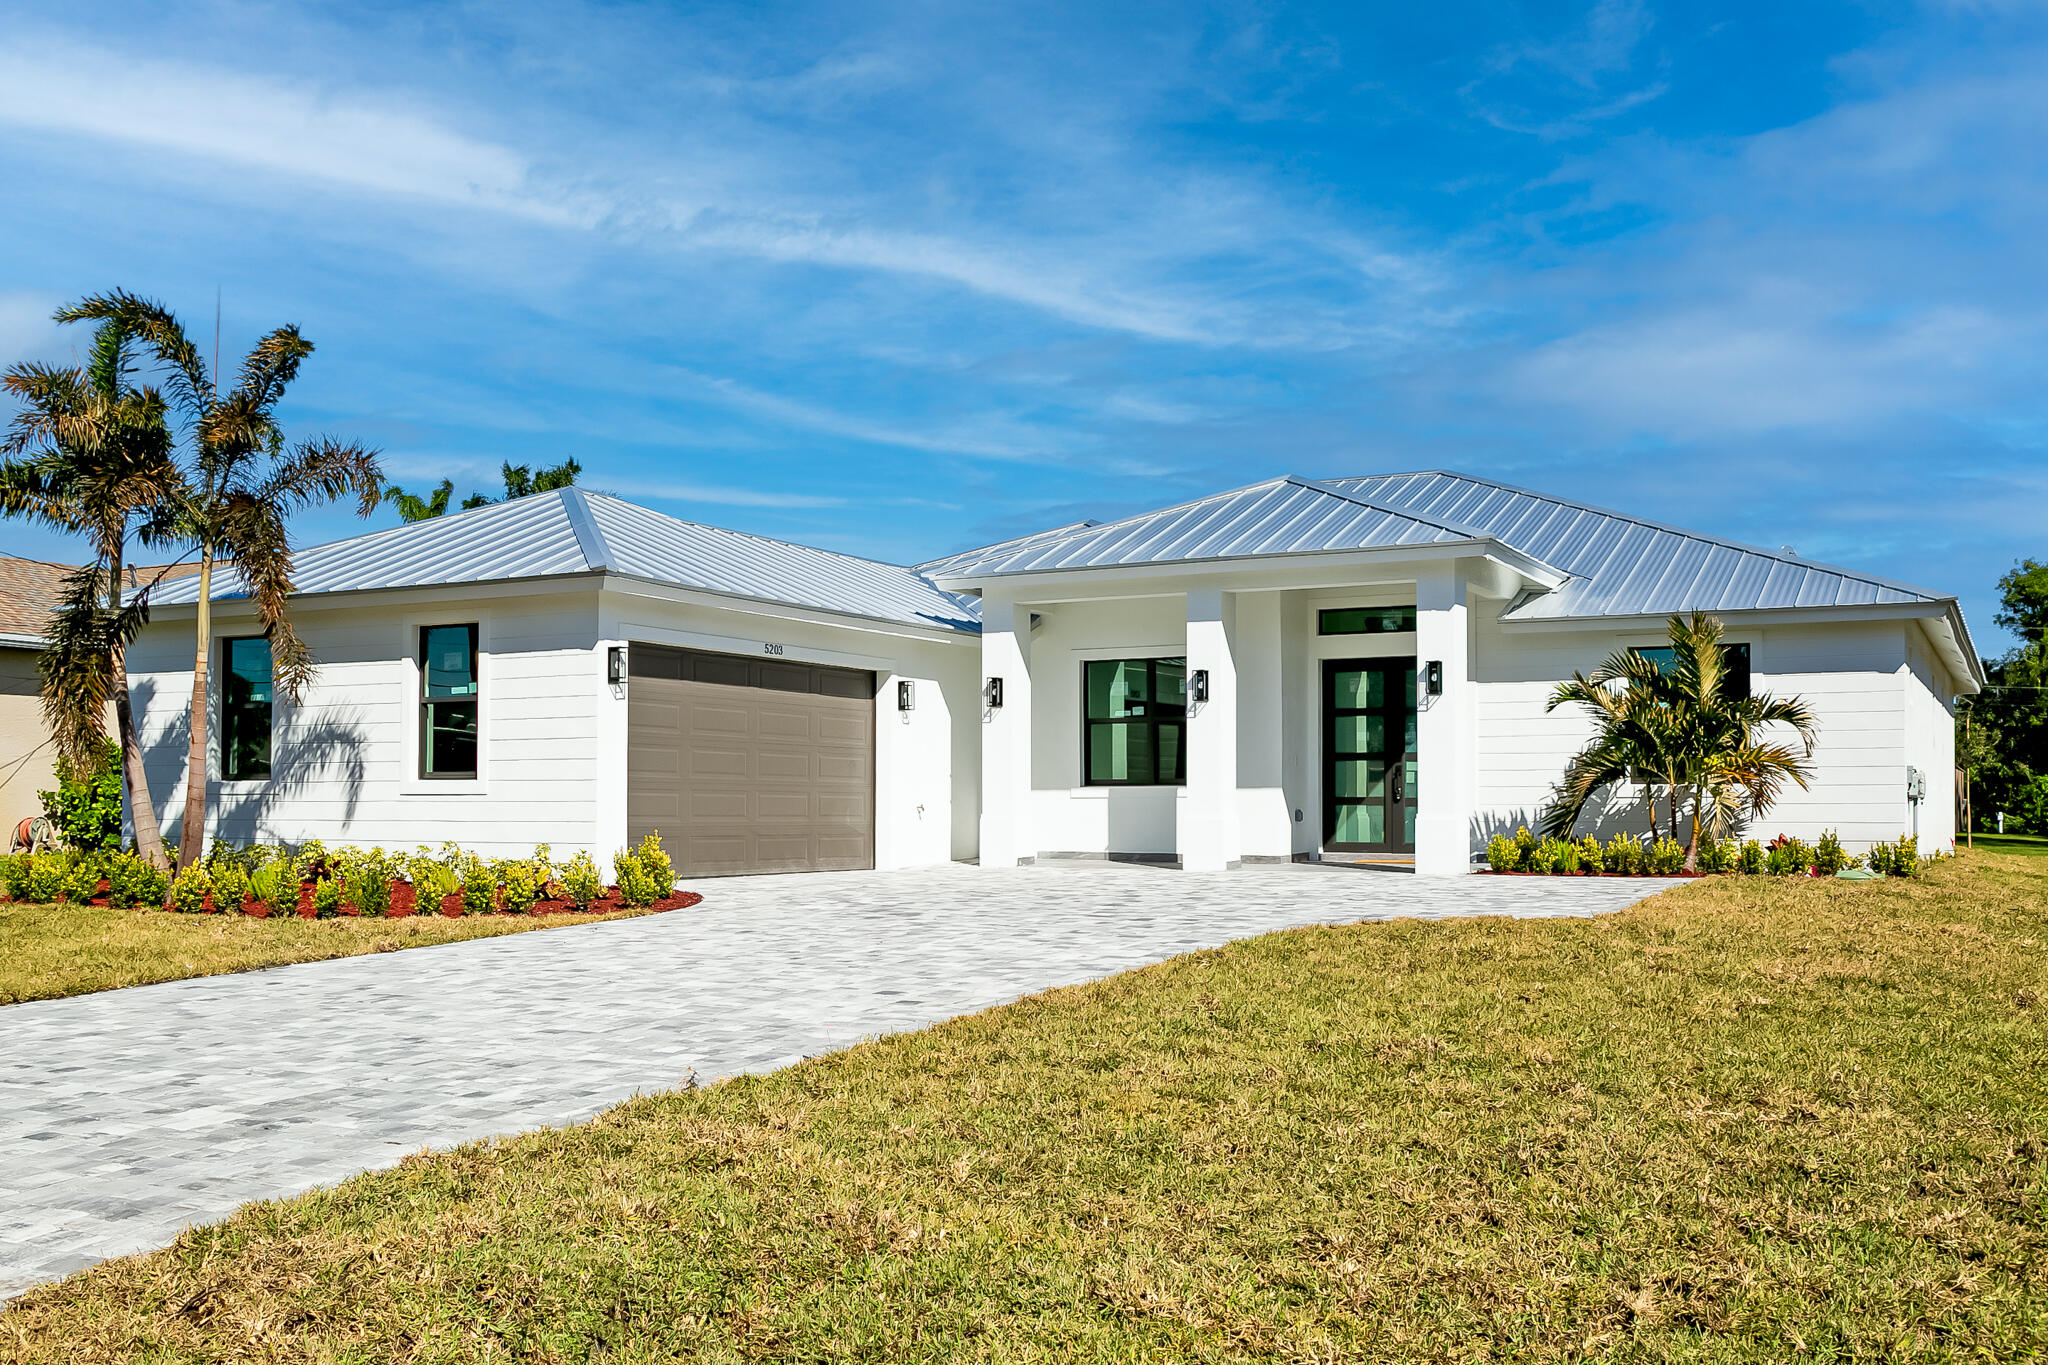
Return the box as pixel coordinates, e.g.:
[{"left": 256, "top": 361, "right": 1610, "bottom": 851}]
[
  {"left": 420, "top": 624, "right": 480, "bottom": 778},
  {"left": 1634, "top": 642, "right": 1751, "bottom": 700},
  {"left": 1319, "top": 606, "right": 1416, "bottom": 636},
  {"left": 220, "top": 636, "right": 273, "bottom": 781},
  {"left": 1084, "top": 658, "right": 1186, "bottom": 785}
]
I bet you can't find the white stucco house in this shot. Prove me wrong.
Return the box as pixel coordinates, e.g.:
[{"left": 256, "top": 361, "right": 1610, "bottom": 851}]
[{"left": 130, "top": 471, "right": 1980, "bottom": 877}]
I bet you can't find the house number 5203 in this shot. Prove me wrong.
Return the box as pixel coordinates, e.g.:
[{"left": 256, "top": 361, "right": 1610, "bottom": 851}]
[{"left": 762, "top": 642, "right": 785, "bottom": 656}]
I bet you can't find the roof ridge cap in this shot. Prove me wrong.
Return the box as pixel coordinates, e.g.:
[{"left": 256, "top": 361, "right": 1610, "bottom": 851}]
[{"left": 1297, "top": 475, "right": 1501, "bottom": 544}]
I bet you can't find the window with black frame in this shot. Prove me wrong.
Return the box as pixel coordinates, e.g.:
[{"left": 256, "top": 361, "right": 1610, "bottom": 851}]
[
  {"left": 420, "top": 624, "right": 480, "bottom": 778},
  {"left": 220, "top": 636, "right": 272, "bottom": 781},
  {"left": 1083, "top": 657, "right": 1186, "bottom": 785},
  {"left": 1633, "top": 642, "right": 1752, "bottom": 700}
]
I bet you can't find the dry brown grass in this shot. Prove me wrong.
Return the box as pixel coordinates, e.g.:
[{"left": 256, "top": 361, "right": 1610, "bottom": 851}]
[
  {"left": 4, "top": 852, "right": 2045, "bottom": 1362},
  {"left": 0, "top": 901, "right": 672, "bottom": 1006}
]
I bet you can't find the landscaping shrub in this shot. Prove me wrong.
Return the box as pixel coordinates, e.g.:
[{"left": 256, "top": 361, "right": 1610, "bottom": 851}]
[
  {"left": 61, "top": 854, "right": 104, "bottom": 904},
  {"left": 633, "top": 833, "right": 676, "bottom": 897},
  {"left": 37, "top": 738, "right": 123, "bottom": 852},
  {"left": 408, "top": 847, "right": 460, "bottom": 908},
  {"left": 457, "top": 851, "right": 497, "bottom": 915},
  {"left": 1765, "top": 836, "right": 1815, "bottom": 876},
  {"left": 1575, "top": 835, "right": 1602, "bottom": 869},
  {"left": 1547, "top": 837, "right": 1582, "bottom": 874},
  {"left": 167, "top": 864, "right": 212, "bottom": 914},
  {"left": 0, "top": 851, "right": 29, "bottom": 898},
  {"left": 103, "top": 852, "right": 168, "bottom": 909},
  {"left": 311, "top": 878, "right": 344, "bottom": 918},
  {"left": 1694, "top": 834, "right": 1733, "bottom": 874},
  {"left": 339, "top": 847, "right": 400, "bottom": 917},
  {"left": 496, "top": 855, "right": 547, "bottom": 915},
  {"left": 1738, "top": 839, "right": 1767, "bottom": 875},
  {"left": 1602, "top": 833, "right": 1643, "bottom": 875},
  {"left": 1868, "top": 835, "right": 1921, "bottom": 877},
  {"left": 613, "top": 844, "right": 659, "bottom": 907},
  {"left": 247, "top": 856, "right": 298, "bottom": 917},
  {"left": 1814, "top": 829, "right": 1854, "bottom": 876},
  {"left": 211, "top": 862, "right": 250, "bottom": 914},
  {"left": 1648, "top": 836, "right": 1686, "bottom": 875},
  {"left": 561, "top": 850, "right": 605, "bottom": 908}
]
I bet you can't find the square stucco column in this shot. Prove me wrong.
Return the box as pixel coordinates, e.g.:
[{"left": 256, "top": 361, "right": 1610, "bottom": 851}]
[
  {"left": 978, "top": 593, "right": 1033, "bottom": 867},
  {"left": 1179, "top": 589, "right": 1240, "bottom": 871},
  {"left": 1414, "top": 564, "right": 1474, "bottom": 876}
]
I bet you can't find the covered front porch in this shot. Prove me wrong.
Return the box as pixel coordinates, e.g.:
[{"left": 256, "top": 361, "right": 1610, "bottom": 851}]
[{"left": 960, "top": 551, "right": 1533, "bottom": 877}]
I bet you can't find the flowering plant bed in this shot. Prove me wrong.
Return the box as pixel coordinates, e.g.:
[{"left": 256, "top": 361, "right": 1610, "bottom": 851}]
[{"left": 221, "top": 884, "right": 705, "bottom": 919}]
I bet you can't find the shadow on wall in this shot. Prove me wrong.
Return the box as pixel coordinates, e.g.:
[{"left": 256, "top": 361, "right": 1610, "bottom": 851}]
[
  {"left": 131, "top": 676, "right": 370, "bottom": 851},
  {"left": 1473, "top": 788, "right": 1675, "bottom": 846}
]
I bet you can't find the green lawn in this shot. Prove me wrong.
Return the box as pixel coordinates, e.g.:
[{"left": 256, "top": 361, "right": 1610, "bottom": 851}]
[
  {"left": 4, "top": 854, "right": 2045, "bottom": 1362},
  {"left": 0, "top": 900, "right": 673, "bottom": 1006},
  {"left": 1968, "top": 832, "right": 2048, "bottom": 858}
]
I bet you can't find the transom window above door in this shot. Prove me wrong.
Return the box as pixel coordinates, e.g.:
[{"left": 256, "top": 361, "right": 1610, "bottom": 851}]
[
  {"left": 1083, "top": 657, "right": 1186, "bottom": 786},
  {"left": 1319, "top": 606, "right": 1416, "bottom": 635}
]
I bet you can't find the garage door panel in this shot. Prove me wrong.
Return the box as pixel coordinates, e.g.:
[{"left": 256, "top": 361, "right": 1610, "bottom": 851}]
[{"left": 628, "top": 644, "right": 874, "bottom": 878}]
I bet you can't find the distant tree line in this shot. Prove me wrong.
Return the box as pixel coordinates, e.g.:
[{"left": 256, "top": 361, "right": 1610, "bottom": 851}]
[
  {"left": 384, "top": 458, "right": 581, "bottom": 522},
  {"left": 1962, "top": 560, "right": 2048, "bottom": 832}
]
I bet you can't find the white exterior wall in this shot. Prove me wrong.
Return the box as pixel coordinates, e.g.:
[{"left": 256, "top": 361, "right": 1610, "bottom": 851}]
[
  {"left": 129, "top": 588, "right": 609, "bottom": 859},
  {"left": 1903, "top": 621, "right": 1959, "bottom": 849},
  {"left": 1471, "top": 613, "right": 1938, "bottom": 852},
  {"left": 1027, "top": 596, "right": 1185, "bottom": 856},
  {"left": 129, "top": 581, "right": 982, "bottom": 872}
]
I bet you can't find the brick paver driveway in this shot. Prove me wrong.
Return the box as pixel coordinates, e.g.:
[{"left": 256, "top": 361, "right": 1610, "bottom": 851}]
[{"left": 0, "top": 861, "right": 1671, "bottom": 1298}]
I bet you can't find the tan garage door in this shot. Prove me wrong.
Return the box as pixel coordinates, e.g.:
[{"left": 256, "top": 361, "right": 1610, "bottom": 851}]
[{"left": 627, "top": 644, "right": 875, "bottom": 877}]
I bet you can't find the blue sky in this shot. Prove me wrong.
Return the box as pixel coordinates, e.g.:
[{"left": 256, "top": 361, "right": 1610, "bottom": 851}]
[{"left": 1, "top": 1, "right": 2042, "bottom": 648}]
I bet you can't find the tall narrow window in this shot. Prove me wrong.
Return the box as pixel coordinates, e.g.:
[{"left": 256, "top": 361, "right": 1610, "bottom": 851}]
[
  {"left": 420, "top": 624, "right": 479, "bottom": 778},
  {"left": 220, "top": 636, "right": 273, "bottom": 781},
  {"left": 1083, "top": 657, "right": 1186, "bottom": 785}
]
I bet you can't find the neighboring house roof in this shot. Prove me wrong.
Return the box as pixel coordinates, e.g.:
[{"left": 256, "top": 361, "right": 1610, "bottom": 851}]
[
  {"left": 0, "top": 558, "right": 75, "bottom": 645},
  {"left": 0, "top": 558, "right": 200, "bottom": 646},
  {"left": 148, "top": 488, "right": 980, "bottom": 636},
  {"left": 920, "top": 476, "right": 1526, "bottom": 578}
]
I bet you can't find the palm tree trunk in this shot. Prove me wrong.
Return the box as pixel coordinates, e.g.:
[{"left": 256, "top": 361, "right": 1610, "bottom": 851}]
[
  {"left": 1682, "top": 789, "right": 1702, "bottom": 872},
  {"left": 175, "top": 553, "right": 213, "bottom": 871},
  {"left": 108, "top": 555, "right": 168, "bottom": 870},
  {"left": 1640, "top": 781, "right": 1660, "bottom": 840}
]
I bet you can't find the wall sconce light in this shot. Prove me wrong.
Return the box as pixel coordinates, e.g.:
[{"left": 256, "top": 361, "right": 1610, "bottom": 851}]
[
  {"left": 1191, "top": 668, "right": 1210, "bottom": 703},
  {"left": 898, "top": 679, "right": 916, "bottom": 711},
  {"left": 984, "top": 676, "right": 1004, "bottom": 709},
  {"left": 1424, "top": 660, "right": 1443, "bottom": 696},
  {"left": 607, "top": 645, "right": 626, "bottom": 685}
]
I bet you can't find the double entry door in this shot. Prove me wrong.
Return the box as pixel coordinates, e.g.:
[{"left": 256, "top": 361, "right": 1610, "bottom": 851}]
[{"left": 1322, "top": 659, "right": 1418, "bottom": 855}]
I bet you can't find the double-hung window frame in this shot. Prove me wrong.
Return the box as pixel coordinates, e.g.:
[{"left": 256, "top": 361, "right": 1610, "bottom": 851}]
[
  {"left": 417, "top": 622, "right": 482, "bottom": 782},
  {"left": 1631, "top": 641, "right": 1753, "bottom": 701},
  {"left": 1081, "top": 655, "right": 1187, "bottom": 787},
  {"left": 218, "top": 633, "right": 274, "bottom": 784}
]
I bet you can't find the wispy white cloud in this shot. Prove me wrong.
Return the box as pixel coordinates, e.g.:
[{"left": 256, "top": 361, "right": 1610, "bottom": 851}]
[{"left": 665, "top": 368, "right": 1071, "bottom": 463}]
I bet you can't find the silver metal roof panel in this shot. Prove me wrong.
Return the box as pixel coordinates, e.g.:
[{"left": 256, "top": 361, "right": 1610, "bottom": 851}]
[{"left": 150, "top": 488, "right": 979, "bottom": 636}]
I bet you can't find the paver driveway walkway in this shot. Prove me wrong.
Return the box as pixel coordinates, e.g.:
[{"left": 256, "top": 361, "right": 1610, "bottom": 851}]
[{"left": 0, "top": 862, "right": 1670, "bottom": 1298}]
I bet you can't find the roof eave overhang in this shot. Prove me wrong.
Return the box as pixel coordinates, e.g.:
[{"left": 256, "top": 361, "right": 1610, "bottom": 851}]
[
  {"left": 1498, "top": 598, "right": 1987, "bottom": 694},
  {"left": 0, "top": 630, "right": 46, "bottom": 649},
  {"left": 934, "top": 539, "right": 1564, "bottom": 599},
  {"left": 141, "top": 569, "right": 981, "bottom": 645}
]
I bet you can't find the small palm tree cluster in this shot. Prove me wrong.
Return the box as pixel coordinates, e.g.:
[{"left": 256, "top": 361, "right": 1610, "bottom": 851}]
[
  {"left": 385, "top": 457, "right": 580, "bottom": 523},
  {"left": 0, "top": 291, "right": 382, "bottom": 871},
  {"left": 1541, "top": 612, "right": 1819, "bottom": 872}
]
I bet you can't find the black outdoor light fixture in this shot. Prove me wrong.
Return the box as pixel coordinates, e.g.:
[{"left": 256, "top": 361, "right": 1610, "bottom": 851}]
[
  {"left": 984, "top": 676, "right": 1004, "bottom": 709},
  {"left": 898, "top": 679, "right": 916, "bottom": 711},
  {"left": 1191, "top": 668, "right": 1210, "bottom": 703},
  {"left": 607, "top": 645, "right": 626, "bottom": 685},
  {"left": 1424, "top": 660, "right": 1443, "bottom": 696}
]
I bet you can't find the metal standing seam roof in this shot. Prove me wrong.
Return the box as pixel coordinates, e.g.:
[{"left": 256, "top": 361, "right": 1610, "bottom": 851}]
[
  {"left": 147, "top": 488, "right": 981, "bottom": 636},
  {"left": 1316, "top": 471, "right": 1951, "bottom": 620},
  {"left": 922, "top": 476, "right": 1500, "bottom": 578}
]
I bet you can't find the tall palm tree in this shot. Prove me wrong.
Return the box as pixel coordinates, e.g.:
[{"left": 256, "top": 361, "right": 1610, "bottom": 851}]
[
  {"left": 0, "top": 316, "right": 184, "bottom": 868},
  {"left": 62, "top": 292, "right": 383, "bottom": 869},
  {"left": 1542, "top": 613, "right": 1819, "bottom": 870}
]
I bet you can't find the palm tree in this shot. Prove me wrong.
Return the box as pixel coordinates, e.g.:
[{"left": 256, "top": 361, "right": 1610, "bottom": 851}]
[
  {"left": 386, "top": 457, "right": 580, "bottom": 521},
  {"left": 1542, "top": 613, "right": 1819, "bottom": 871},
  {"left": 1541, "top": 646, "right": 1682, "bottom": 841},
  {"left": 62, "top": 292, "right": 383, "bottom": 869},
  {"left": 0, "top": 315, "right": 185, "bottom": 868},
  {"left": 1654, "top": 613, "right": 1819, "bottom": 870}
]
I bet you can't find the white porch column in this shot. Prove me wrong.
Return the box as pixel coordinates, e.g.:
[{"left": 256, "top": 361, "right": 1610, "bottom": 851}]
[
  {"left": 1180, "top": 589, "right": 1241, "bottom": 871},
  {"left": 978, "top": 592, "right": 1034, "bottom": 867},
  {"left": 1414, "top": 563, "right": 1474, "bottom": 875}
]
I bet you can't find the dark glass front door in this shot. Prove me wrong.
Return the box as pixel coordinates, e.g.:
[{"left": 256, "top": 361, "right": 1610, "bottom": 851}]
[{"left": 1323, "top": 659, "right": 1417, "bottom": 854}]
